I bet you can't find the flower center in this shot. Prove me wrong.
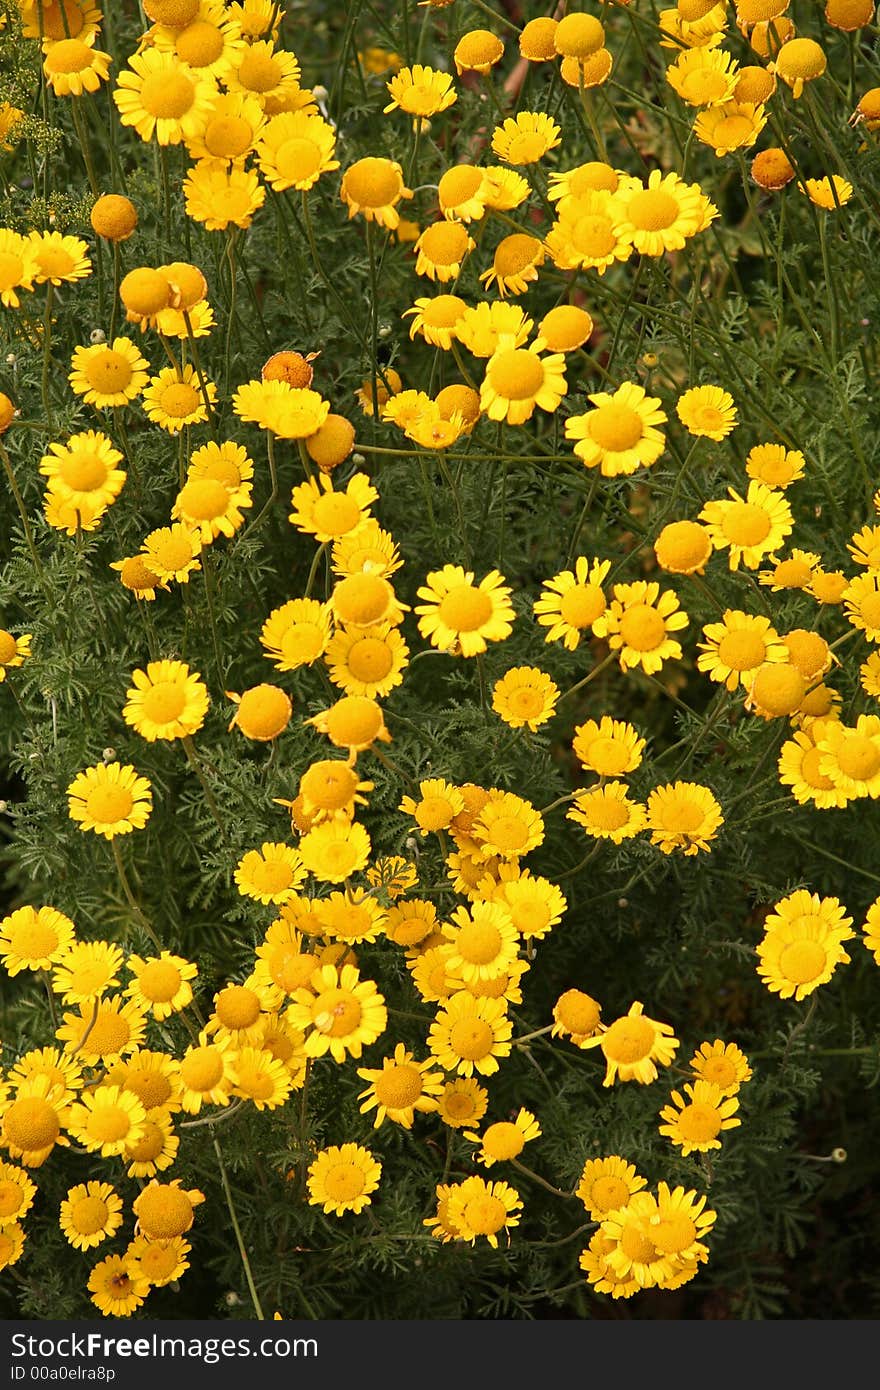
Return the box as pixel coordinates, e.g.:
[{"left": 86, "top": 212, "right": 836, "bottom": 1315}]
[
  {"left": 416, "top": 795, "right": 455, "bottom": 831},
  {"left": 619, "top": 604, "right": 666, "bottom": 651},
  {"left": 301, "top": 760, "right": 358, "bottom": 809},
  {"left": 438, "top": 584, "right": 493, "bottom": 632},
  {"left": 620, "top": 1224, "right": 658, "bottom": 1263},
  {"left": 141, "top": 71, "right": 197, "bottom": 120},
  {"left": 70, "top": 1195, "right": 110, "bottom": 1234},
  {"left": 334, "top": 573, "right": 391, "bottom": 624},
  {"left": 658, "top": 795, "right": 704, "bottom": 832},
  {"left": 508, "top": 131, "right": 548, "bottom": 162},
  {"left": 0, "top": 630, "right": 18, "bottom": 662},
  {"left": 127, "top": 1068, "right": 174, "bottom": 1110},
  {"left": 87, "top": 351, "right": 134, "bottom": 392},
  {"left": 678, "top": 1103, "right": 723, "bottom": 1143},
  {"left": 628, "top": 189, "right": 679, "bottom": 231},
  {"left": 557, "top": 990, "right": 600, "bottom": 1035},
  {"left": 181, "top": 1048, "right": 224, "bottom": 1091},
  {"left": 449, "top": 1017, "right": 494, "bottom": 1060},
  {"left": 276, "top": 138, "right": 324, "bottom": 180},
  {"left": 159, "top": 382, "right": 200, "bottom": 418},
  {"left": 463, "top": 1194, "right": 507, "bottom": 1233},
  {"left": 267, "top": 946, "right": 316, "bottom": 993},
  {"left": 141, "top": 682, "right": 187, "bottom": 724},
  {"left": 87, "top": 1105, "right": 133, "bottom": 1143},
  {"left": 603, "top": 1015, "right": 654, "bottom": 1063},
  {"left": 586, "top": 736, "right": 630, "bottom": 775},
  {"left": 346, "top": 158, "right": 401, "bottom": 207},
  {"left": 58, "top": 450, "right": 109, "bottom": 491},
  {"left": 280, "top": 623, "right": 325, "bottom": 664},
  {"left": 484, "top": 815, "right": 529, "bottom": 853},
  {"left": 252, "top": 859, "right": 295, "bottom": 893},
  {"left": 715, "top": 113, "right": 754, "bottom": 145},
  {"left": 441, "top": 165, "right": 483, "bottom": 204},
  {"left": 325, "top": 1162, "right": 366, "bottom": 1201},
  {"left": 571, "top": 213, "right": 616, "bottom": 257},
  {"left": 137, "top": 960, "right": 183, "bottom": 1002},
  {"left": 4, "top": 1097, "right": 59, "bottom": 1150},
  {"left": 215, "top": 985, "right": 261, "bottom": 1029},
  {"left": 591, "top": 1175, "right": 630, "bottom": 1211},
  {"left": 779, "top": 940, "right": 827, "bottom": 983},
  {"left": 238, "top": 49, "right": 282, "bottom": 92},
  {"left": 374, "top": 1065, "right": 422, "bottom": 1109},
  {"left": 177, "top": 478, "right": 229, "bottom": 520},
  {"left": 508, "top": 686, "right": 543, "bottom": 716},
  {"left": 489, "top": 349, "right": 544, "bottom": 401},
  {"left": 751, "top": 665, "right": 806, "bottom": 714},
  {"left": 560, "top": 585, "right": 605, "bottom": 628},
  {"left": 138, "top": 1188, "right": 192, "bottom": 1238},
  {"left": 205, "top": 113, "right": 253, "bottom": 158},
  {"left": 801, "top": 747, "right": 834, "bottom": 789},
  {"left": 0, "top": 1183, "right": 25, "bottom": 1217},
  {"left": 723, "top": 502, "right": 772, "bottom": 547},
  {"left": 347, "top": 637, "right": 394, "bottom": 680},
  {"left": 651, "top": 1212, "right": 697, "bottom": 1253},
  {"left": 586, "top": 794, "right": 630, "bottom": 829},
  {"left": 456, "top": 920, "right": 502, "bottom": 965},
  {"left": 88, "top": 1011, "right": 132, "bottom": 1056},
  {"left": 312, "top": 989, "right": 362, "bottom": 1037},
  {"left": 176, "top": 21, "right": 225, "bottom": 67},
  {"left": 86, "top": 784, "right": 134, "bottom": 824},
  {"left": 483, "top": 1121, "right": 524, "bottom": 1160},
  {"left": 588, "top": 404, "right": 644, "bottom": 451},
  {"left": 701, "top": 1056, "right": 737, "bottom": 1087},
  {"left": 717, "top": 630, "right": 766, "bottom": 669},
  {"left": 46, "top": 38, "right": 93, "bottom": 73},
  {"left": 9, "top": 917, "right": 59, "bottom": 959},
  {"left": 837, "top": 735, "right": 880, "bottom": 781}
]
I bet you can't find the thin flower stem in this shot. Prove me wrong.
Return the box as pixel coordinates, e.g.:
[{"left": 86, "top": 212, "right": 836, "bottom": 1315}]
[
  {"left": 111, "top": 840, "right": 164, "bottom": 955},
  {"left": 181, "top": 735, "right": 229, "bottom": 843},
  {"left": 540, "top": 792, "right": 577, "bottom": 816},
  {"left": 70, "top": 999, "right": 100, "bottom": 1057},
  {"left": 70, "top": 98, "right": 100, "bottom": 196},
  {"left": 0, "top": 441, "right": 44, "bottom": 577},
  {"left": 213, "top": 1135, "right": 265, "bottom": 1321},
  {"left": 180, "top": 1099, "right": 248, "bottom": 1130},
  {"left": 40, "top": 283, "right": 54, "bottom": 434},
  {"left": 304, "top": 541, "right": 328, "bottom": 599},
  {"left": 559, "top": 650, "right": 616, "bottom": 703},
  {"left": 513, "top": 1024, "right": 554, "bottom": 1047},
  {"left": 183, "top": 310, "right": 218, "bottom": 437},
  {"left": 510, "top": 1159, "right": 574, "bottom": 1200},
  {"left": 781, "top": 993, "right": 819, "bottom": 1069}
]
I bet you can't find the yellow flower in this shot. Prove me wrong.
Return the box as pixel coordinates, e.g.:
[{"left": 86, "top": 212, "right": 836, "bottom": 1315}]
[
  {"left": 699, "top": 481, "right": 793, "bottom": 569},
  {"left": 56, "top": 997, "right": 147, "bottom": 1066},
  {"left": 122, "top": 659, "right": 209, "bottom": 742},
  {"left": 325, "top": 623, "right": 410, "bottom": 697},
  {"left": 43, "top": 37, "right": 112, "bottom": 96},
  {"left": 533, "top": 556, "right": 609, "bottom": 650},
  {"left": 289, "top": 471, "right": 377, "bottom": 541},
  {"left": 183, "top": 161, "right": 266, "bottom": 229},
  {"left": 466, "top": 1108, "right": 541, "bottom": 1168},
  {"left": 29, "top": 231, "right": 91, "bottom": 285},
  {"left": 400, "top": 778, "right": 465, "bottom": 835},
  {"left": 772, "top": 36, "right": 826, "bottom": 97},
  {"left": 235, "top": 843, "right": 306, "bottom": 905},
  {"left": 576, "top": 1156, "right": 646, "bottom": 1219},
  {"left": 455, "top": 301, "right": 533, "bottom": 358},
  {"left": 614, "top": 169, "right": 718, "bottom": 256},
  {"left": 428, "top": 991, "right": 513, "bottom": 1076},
  {"left": 87, "top": 1254, "right": 150, "bottom": 1317},
  {"left": 481, "top": 346, "right": 567, "bottom": 426},
  {"left": 471, "top": 791, "right": 544, "bottom": 860},
  {"left": 68, "top": 337, "right": 150, "bottom": 408},
  {"left": 778, "top": 720, "right": 849, "bottom": 810},
  {"left": 255, "top": 109, "right": 339, "bottom": 190},
  {"left": 479, "top": 233, "right": 545, "bottom": 297},
  {"left": 454, "top": 28, "right": 505, "bottom": 74},
  {"left": 802, "top": 174, "right": 854, "bottom": 209},
  {"left": 415, "top": 564, "right": 515, "bottom": 656},
  {"left": 185, "top": 89, "right": 266, "bottom": 162},
  {"left": 492, "top": 666, "right": 559, "bottom": 730},
  {"left": 307, "top": 1143, "right": 382, "bottom": 1215},
  {"left": 491, "top": 111, "right": 562, "bottom": 164},
  {"left": 573, "top": 716, "right": 645, "bottom": 777},
  {"left": 746, "top": 442, "right": 806, "bottom": 487},
  {"left": 654, "top": 519, "right": 713, "bottom": 575},
  {"left": 0, "top": 906, "right": 74, "bottom": 977},
  {"left": 444, "top": 1175, "right": 522, "bottom": 1248},
  {"left": 413, "top": 220, "right": 475, "bottom": 282},
  {"left": 567, "top": 783, "right": 648, "bottom": 844},
  {"left": 151, "top": 9, "right": 246, "bottom": 78},
  {"left": 260, "top": 598, "right": 332, "bottom": 671},
  {"left": 697, "top": 610, "right": 787, "bottom": 691},
  {"left": 0, "top": 630, "right": 32, "bottom": 685},
  {"left": 288, "top": 962, "right": 387, "bottom": 1062},
  {"left": 689, "top": 1039, "right": 753, "bottom": 1093},
  {"left": 51, "top": 940, "right": 123, "bottom": 1006},
  {"left": 568, "top": 381, "right": 667, "bottom": 475},
  {"left": 646, "top": 780, "right": 723, "bottom": 856},
  {"left": 544, "top": 191, "right": 634, "bottom": 275},
  {"left": 140, "top": 523, "right": 203, "bottom": 584},
  {"left": 0, "top": 1162, "right": 36, "bottom": 1228},
  {"left": 126, "top": 1234, "right": 190, "bottom": 1288},
  {"left": 133, "top": 1179, "right": 205, "bottom": 1240},
  {"left": 816, "top": 716, "right": 880, "bottom": 800},
  {"left": 126, "top": 952, "right": 198, "bottom": 1020},
  {"left": 357, "top": 1044, "right": 444, "bottom": 1128},
  {"left": 758, "top": 890, "right": 854, "bottom": 1002},
  {"left": 404, "top": 293, "right": 467, "bottom": 347},
  {"left": 593, "top": 580, "right": 689, "bottom": 674},
  {"left": 666, "top": 46, "right": 740, "bottom": 105},
  {"left": 39, "top": 430, "right": 126, "bottom": 520},
  {"left": 534, "top": 304, "right": 594, "bottom": 353},
  {"left": 581, "top": 1000, "right": 679, "bottom": 1085},
  {"left": 67, "top": 763, "right": 153, "bottom": 840},
  {"left": 384, "top": 64, "right": 456, "bottom": 116},
  {"left": 694, "top": 100, "right": 767, "bottom": 155},
  {"left": 224, "top": 39, "right": 304, "bottom": 112},
  {"left": 677, "top": 383, "right": 738, "bottom": 439},
  {"left": 551, "top": 988, "right": 603, "bottom": 1046},
  {"left": 67, "top": 1085, "right": 147, "bottom": 1158},
  {"left": 142, "top": 364, "right": 217, "bottom": 433},
  {"left": 442, "top": 902, "right": 520, "bottom": 983},
  {"left": 60, "top": 1182, "right": 124, "bottom": 1251},
  {"left": 297, "top": 820, "right": 372, "bottom": 884},
  {"left": 178, "top": 1036, "right": 236, "bottom": 1114},
  {"left": 659, "top": 1080, "right": 741, "bottom": 1154},
  {"left": 340, "top": 156, "right": 413, "bottom": 229},
  {"left": 436, "top": 1077, "right": 489, "bottom": 1129},
  {"left": 113, "top": 49, "right": 217, "bottom": 145}
]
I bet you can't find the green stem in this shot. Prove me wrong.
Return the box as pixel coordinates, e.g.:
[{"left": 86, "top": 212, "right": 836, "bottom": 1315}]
[
  {"left": 214, "top": 1135, "right": 265, "bottom": 1321},
  {"left": 0, "top": 441, "right": 43, "bottom": 577}
]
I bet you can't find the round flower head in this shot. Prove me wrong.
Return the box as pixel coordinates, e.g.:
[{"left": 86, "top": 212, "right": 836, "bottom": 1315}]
[
  {"left": 699, "top": 482, "right": 793, "bottom": 570},
  {"left": 567, "top": 783, "right": 648, "bottom": 844},
  {"left": 482, "top": 166, "right": 531, "bottom": 211},
  {"left": 235, "top": 843, "right": 306, "bottom": 905},
  {"left": 802, "top": 175, "right": 853, "bottom": 211},
  {"left": 520, "top": 17, "right": 559, "bottom": 61},
  {"left": 815, "top": 717, "right": 880, "bottom": 800},
  {"left": 340, "top": 157, "right": 413, "bottom": 229},
  {"left": 140, "top": 523, "right": 203, "bottom": 585},
  {"left": 133, "top": 1180, "right": 205, "bottom": 1240},
  {"left": 772, "top": 37, "right": 826, "bottom": 97},
  {"left": 454, "top": 29, "right": 504, "bottom": 74},
  {"left": 0, "top": 229, "right": 38, "bottom": 308},
  {"left": 43, "top": 37, "right": 112, "bottom": 96},
  {"left": 255, "top": 109, "right": 339, "bottom": 190},
  {"left": 126, "top": 951, "right": 197, "bottom": 1020},
  {"left": 357, "top": 1044, "right": 444, "bottom": 1128},
  {"left": 113, "top": 49, "right": 217, "bottom": 145},
  {"left": 142, "top": 364, "right": 217, "bottom": 433},
  {"left": 544, "top": 190, "right": 634, "bottom": 275},
  {"left": 186, "top": 88, "right": 266, "bottom": 162},
  {"left": 307, "top": 414, "right": 356, "bottom": 472},
  {"left": 122, "top": 660, "right": 209, "bottom": 742},
  {"left": 491, "top": 111, "right": 562, "bottom": 164},
  {"left": 659, "top": 1080, "right": 741, "bottom": 1155},
  {"left": 826, "top": 0, "right": 875, "bottom": 27},
  {"left": 734, "top": 65, "right": 777, "bottom": 102},
  {"left": 466, "top": 1108, "right": 541, "bottom": 1168},
  {"left": 288, "top": 962, "right": 386, "bottom": 1062},
  {"left": 126, "top": 1234, "right": 190, "bottom": 1288},
  {"left": 385, "top": 63, "right": 456, "bottom": 116},
  {"left": 442, "top": 901, "right": 520, "bottom": 983},
  {"left": 415, "top": 565, "right": 515, "bottom": 657},
  {"left": 573, "top": 716, "right": 645, "bottom": 778},
  {"left": 757, "top": 890, "right": 854, "bottom": 1001},
  {"left": 745, "top": 662, "right": 808, "bottom": 720},
  {"left": 694, "top": 100, "right": 767, "bottom": 156},
  {"left": 655, "top": 519, "right": 713, "bottom": 575},
  {"left": 593, "top": 580, "right": 689, "bottom": 674},
  {"left": 614, "top": 170, "right": 718, "bottom": 256},
  {"left": 437, "top": 1077, "right": 489, "bottom": 1130},
  {"left": 413, "top": 221, "right": 475, "bottom": 282},
  {"left": 307, "top": 1143, "right": 382, "bottom": 1216},
  {"left": 534, "top": 304, "right": 594, "bottom": 353},
  {"left": 534, "top": 556, "right": 610, "bottom": 651},
  {"left": 325, "top": 623, "right": 409, "bottom": 698},
  {"left": 492, "top": 666, "right": 559, "bottom": 730},
  {"left": 689, "top": 1039, "right": 752, "bottom": 1094},
  {"left": 87, "top": 1254, "right": 150, "bottom": 1317},
  {"left": 479, "top": 233, "right": 545, "bottom": 297},
  {"left": 67, "top": 1084, "right": 147, "bottom": 1158},
  {"left": 0, "top": 631, "right": 32, "bottom": 685},
  {"left": 576, "top": 1156, "right": 646, "bottom": 1219},
  {"left": 29, "top": 231, "right": 91, "bottom": 286},
  {"left": 428, "top": 991, "right": 513, "bottom": 1077},
  {"left": 51, "top": 940, "right": 123, "bottom": 1005},
  {"left": 404, "top": 293, "right": 467, "bottom": 348},
  {"left": 666, "top": 47, "right": 739, "bottom": 106},
  {"left": 355, "top": 367, "right": 403, "bottom": 418},
  {"left": 224, "top": 39, "right": 303, "bottom": 112},
  {"left": 551, "top": 988, "right": 603, "bottom": 1046},
  {"left": 646, "top": 780, "right": 723, "bottom": 855},
  {"left": 67, "top": 763, "right": 153, "bottom": 840},
  {"left": 676, "top": 383, "right": 737, "bottom": 439},
  {"left": 39, "top": 431, "right": 126, "bottom": 518},
  {"left": 481, "top": 347, "right": 567, "bottom": 426},
  {"left": 746, "top": 442, "right": 805, "bottom": 488},
  {"left": 227, "top": 683, "right": 291, "bottom": 740},
  {"left": 399, "top": 779, "right": 465, "bottom": 837},
  {"left": 184, "top": 162, "right": 266, "bottom": 229},
  {"left": 566, "top": 382, "right": 666, "bottom": 476},
  {"left": 778, "top": 720, "right": 850, "bottom": 810},
  {"left": 697, "top": 610, "right": 787, "bottom": 691},
  {"left": 289, "top": 471, "right": 377, "bottom": 542},
  {"left": 751, "top": 146, "right": 796, "bottom": 189},
  {"left": 260, "top": 598, "right": 332, "bottom": 672},
  {"left": 69, "top": 337, "right": 149, "bottom": 409},
  {"left": 56, "top": 996, "right": 147, "bottom": 1066},
  {"left": 581, "top": 1000, "right": 679, "bottom": 1086},
  {"left": 455, "top": 301, "right": 533, "bottom": 358},
  {"left": 443, "top": 1175, "right": 522, "bottom": 1248}
]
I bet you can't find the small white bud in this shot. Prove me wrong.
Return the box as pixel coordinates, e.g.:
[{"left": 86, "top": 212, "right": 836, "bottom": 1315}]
[
  {"left": 102, "top": 747, "right": 116, "bottom": 762},
  {"left": 831, "top": 1147, "right": 847, "bottom": 1163},
  {"left": 351, "top": 452, "right": 366, "bottom": 465},
  {"left": 312, "top": 84, "right": 328, "bottom": 100},
  {"left": 5, "top": 353, "right": 15, "bottom": 366},
  {"left": 90, "top": 328, "right": 107, "bottom": 345}
]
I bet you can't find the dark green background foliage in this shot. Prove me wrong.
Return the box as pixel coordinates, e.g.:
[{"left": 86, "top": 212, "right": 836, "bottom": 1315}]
[{"left": 1, "top": 0, "right": 880, "bottom": 1319}]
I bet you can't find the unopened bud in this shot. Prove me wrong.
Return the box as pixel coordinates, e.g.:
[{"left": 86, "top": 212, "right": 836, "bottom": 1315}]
[
  {"left": 102, "top": 747, "right": 116, "bottom": 762},
  {"left": 90, "top": 328, "right": 107, "bottom": 345}
]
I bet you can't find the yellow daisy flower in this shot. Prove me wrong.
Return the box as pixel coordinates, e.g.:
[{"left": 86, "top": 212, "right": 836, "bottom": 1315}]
[
  {"left": 479, "top": 233, "right": 545, "bottom": 298},
  {"left": 60, "top": 1182, "right": 124, "bottom": 1251},
  {"left": 614, "top": 169, "right": 718, "bottom": 256},
  {"left": 491, "top": 666, "right": 559, "bottom": 730},
  {"left": 573, "top": 715, "right": 646, "bottom": 777},
  {"left": 56, "top": 997, "right": 147, "bottom": 1066},
  {"left": 114, "top": 49, "right": 217, "bottom": 145},
  {"left": 413, "top": 220, "right": 475, "bottom": 282},
  {"left": 481, "top": 346, "right": 567, "bottom": 425},
  {"left": 428, "top": 991, "right": 513, "bottom": 1076},
  {"left": 455, "top": 301, "right": 533, "bottom": 358},
  {"left": 445, "top": 1175, "right": 522, "bottom": 1247},
  {"left": 544, "top": 191, "right": 634, "bottom": 275},
  {"left": 126, "top": 1234, "right": 190, "bottom": 1288},
  {"left": 659, "top": 1080, "right": 741, "bottom": 1155},
  {"left": 415, "top": 564, "right": 515, "bottom": 657},
  {"left": 576, "top": 1156, "right": 646, "bottom": 1219},
  {"left": 124, "top": 1109, "right": 180, "bottom": 1178},
  {"left": 466, "top": 1107, "right": 541, "bottom": 1168},
  {"left": 307, "top": 1143, "right": 382, "bottom": 1216},
  {"left": 746, "top": 442, "right": 806, "bottom": 488},
  {"left": 43, "top": 37, "right": 111, "bottom": 96},
  {"left": 122, "top": 659, "right": 209, "bottom": 742},
  {"left": 87, "top": 1254, "right": 150, "bottom": 1317},
  {"left": 593, "top": 579, "right": 689, "bottom": 674},
  {"left": 778, "top": 720, "right": 850, "bottom": 810},
  {"left": 699, "top": 481, "right": 793, "bottom": 570},
  {"left": 0, "top": 906, "right": 75, "bottom": 976},
  {"left": 68, "top": 337, "right": 150, "bottom": 409},
  {"left": 491, "top": 110, "right": 562, "bottom": 164},
  {"left": 325, "top": 623, "right": 409, "bottom": 697},
  {"left": 357, "top": 1043, "right": 444, "bottom": 1128},
  {"left": 533, "top": 556, "right": 610, "bottom": 650},
  {"left": 183, "top": 161, "right": 266, "bottom": 229},
  {"left": 697, "top": 610, "right": 787, "bottom": 691},
  {"left": 757, "top": 889, "right": 854, "bottom": 1001},
  {"left": 384, "top": 63, "right": 456, "bottom": 116},
  {"left": 234, "top": 843, "right": 306, "bottom": 905},
  {"left": 67, "top": 1084, "right": 147, "bottom": 1158},
  {"left": 646, "top": 780, "right": 723, "bottom": 855},
  {"left": 288, "top": 962, "right": 387, "bottom": 1062},
  {"left": 340, "top": 156, "right": 413, "bottom": 229},
  {"left": 260, "top": 598, "right": 332, "bottom": 672},
  {"left": 580, "top": 1000, "right": 679, "bottom": 1086},
  {"left": 689, "top": 1039, "right": 753, "bottom": 1094},
  {"left": 567, "top": 782, "right": 648, "bottom": 843},
  {"left": 66, "top": 762, "right": 153, "bottom": 839},
  {"left": 0, "top": 1162, "right": 36, "bottom": 1228},
  {"left": 125, "top": 954, "right": 197, "bottom": 1022},
  {"left": 676, "top": 383, "right": 738, "bottom": 439},
  {"left": 51, "top": 940, "right": 123, "bottom": 1005},
  {"left": 28, "top": 230, "right": 91, "bottom": 285},
  {"left": 816, "top": 716, "right": 880, "bottom": 800}
]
